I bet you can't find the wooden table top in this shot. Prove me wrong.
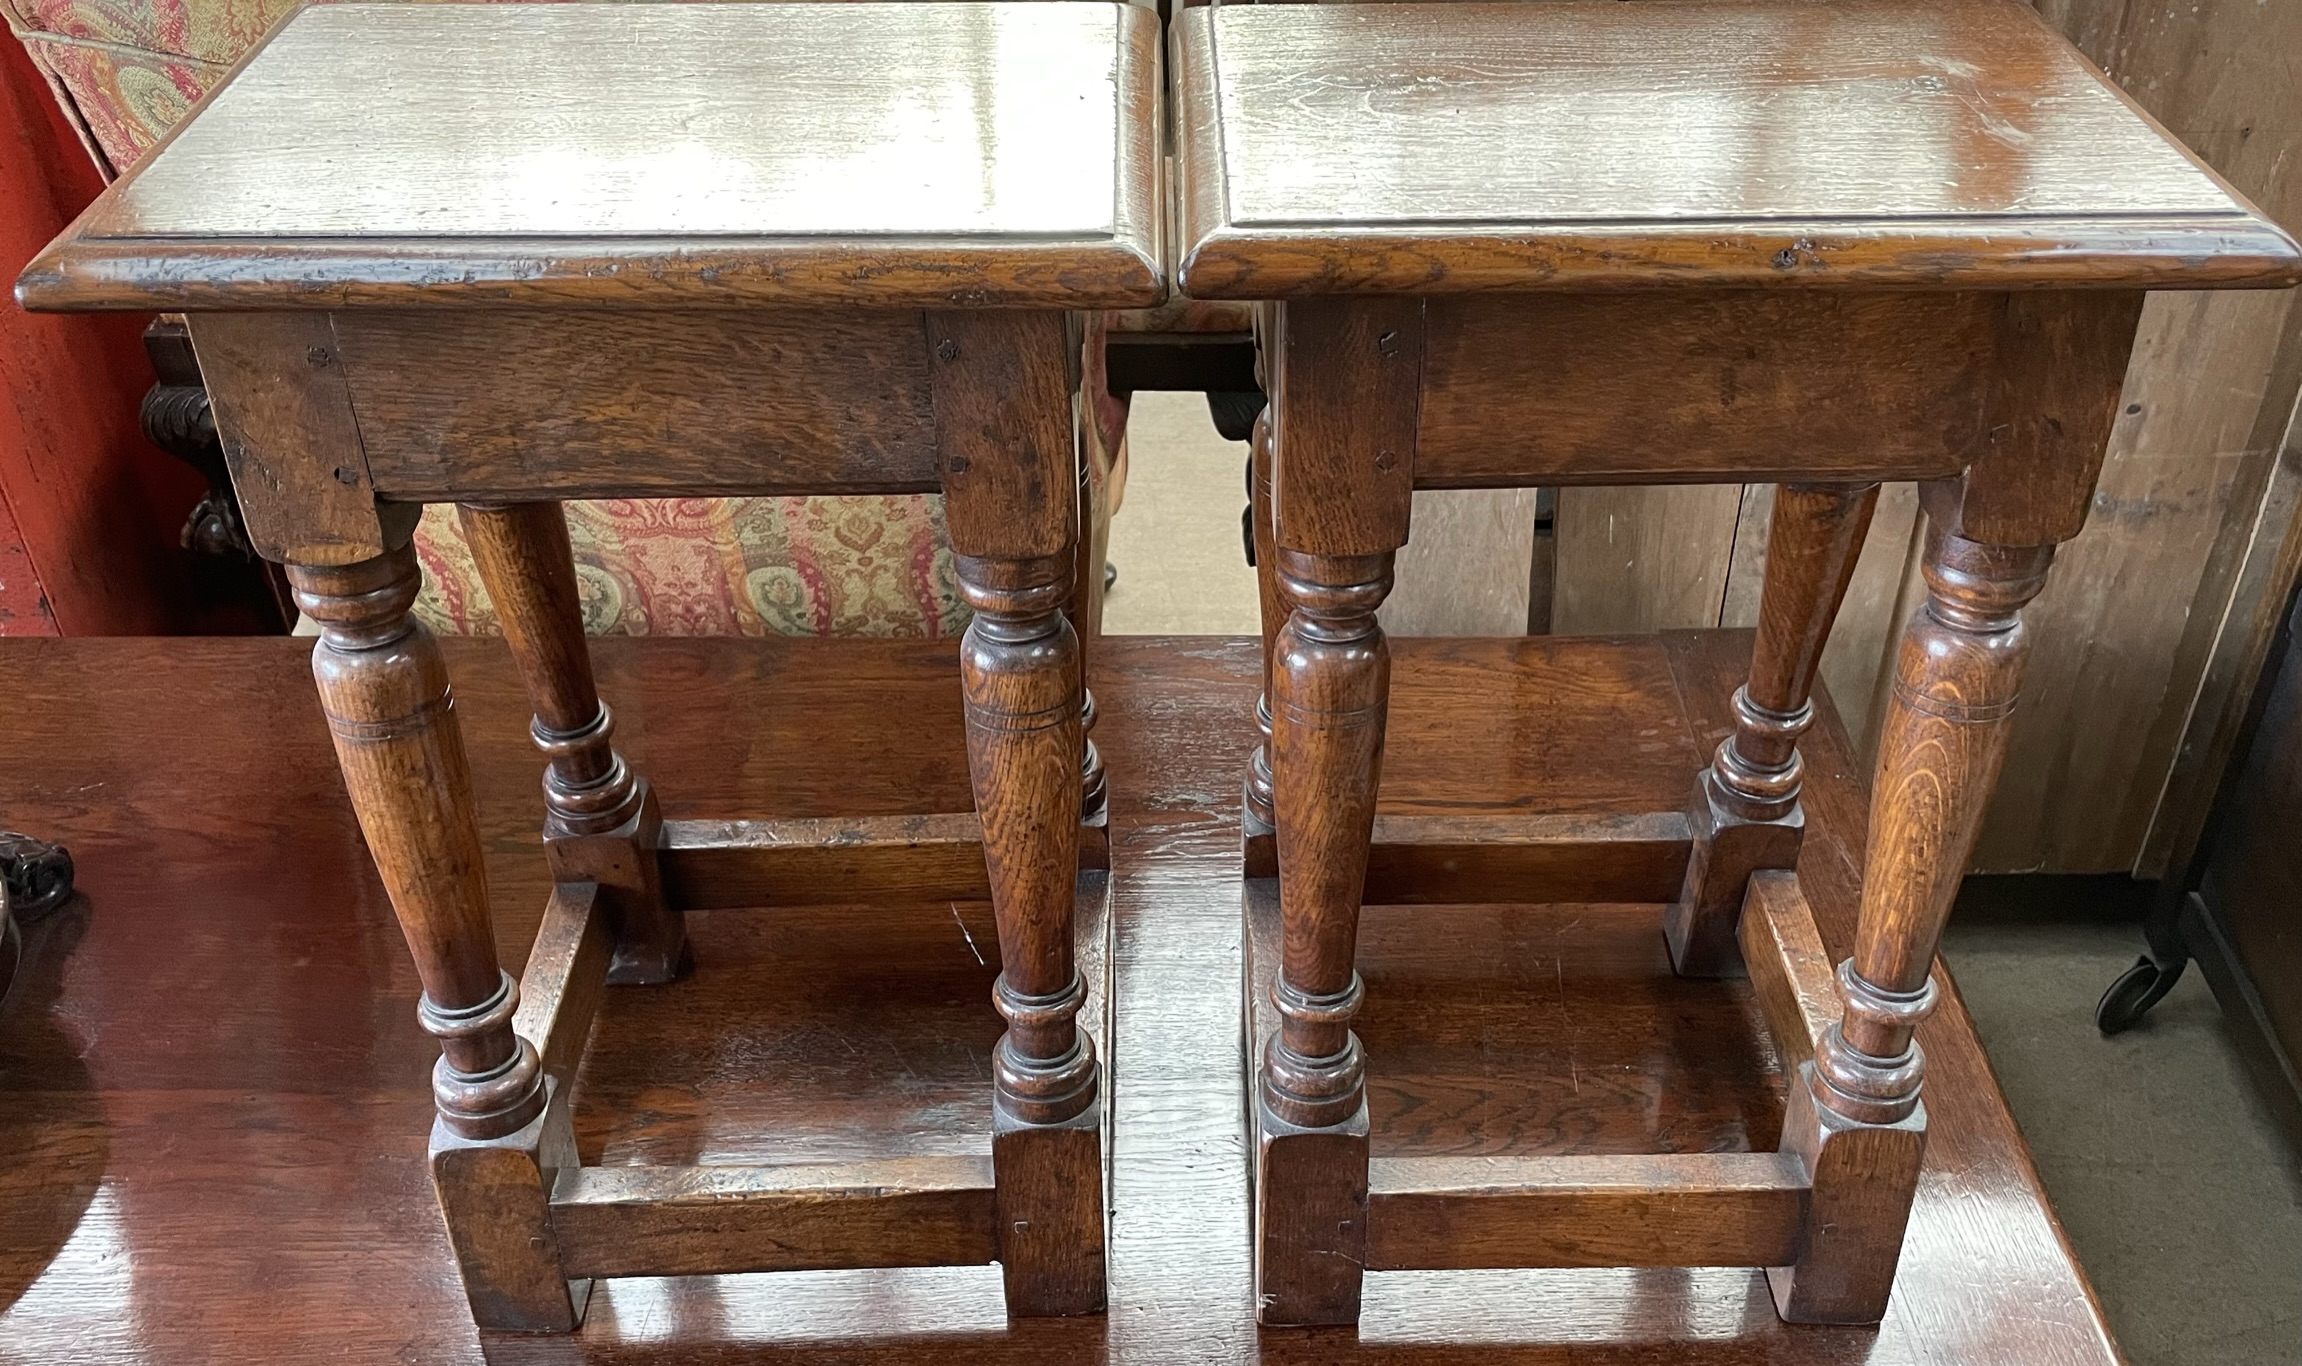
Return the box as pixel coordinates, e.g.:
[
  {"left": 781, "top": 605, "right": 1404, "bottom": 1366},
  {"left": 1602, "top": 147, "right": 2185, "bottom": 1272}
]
[
  {"left": 17, "top": 2, "right": 1164, "bottom": 311},
  {"left": 1173, "top": 0, "right": 2302, "bottom": 295},
  {"left": 0, "top": 634, "right": 2119, "bottom": 1364}
]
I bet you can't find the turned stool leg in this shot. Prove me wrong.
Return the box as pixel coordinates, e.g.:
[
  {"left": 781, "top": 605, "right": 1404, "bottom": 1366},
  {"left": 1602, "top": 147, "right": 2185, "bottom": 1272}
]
[
  {"left": 1068, "top": 423, "right": 1112, "bottom": 872},
  {"left": 1243, "top": 408, "right": 1285, "bottom": 878},
  {"left": 1771, "top": 524, "right": 2053, "bottom": 1323},
  {"left": 291, "top": 545, "right": 584, "bottom": 1330},
  {"left": 931, "top": 309, "right": 1103, "bottom": 1316},
  {"left": 958, "top": 552, "right": 1101, "bottom": 1315},
  {"left": 458, "top": 502, "right": 685, "bottom": 985},
  {"left": 1259, "top": 547, "right": 1392, "bottom": 1326},
  {"left": 1668, "top": 482, "right": 1878, "bottom": 975},
  {"left": 1252, "top": 295, "right": 1420, "bottom": 1327}
]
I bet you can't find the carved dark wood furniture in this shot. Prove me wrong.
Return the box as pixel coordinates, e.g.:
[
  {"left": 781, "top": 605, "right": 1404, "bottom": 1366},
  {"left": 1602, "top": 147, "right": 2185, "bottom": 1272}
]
[
  {"left": 19, "top": 0, "right": 1161, "bottom": 1330},
  {"left": 1174, "top": 0, "right": 2302, "bottom": 1328}
]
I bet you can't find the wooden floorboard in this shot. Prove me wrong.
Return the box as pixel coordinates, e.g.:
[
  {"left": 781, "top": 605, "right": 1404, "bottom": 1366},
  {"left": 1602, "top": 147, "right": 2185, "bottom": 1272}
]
[{"left": 0, "top": 633, "right": 2119, "bottom": 1363}]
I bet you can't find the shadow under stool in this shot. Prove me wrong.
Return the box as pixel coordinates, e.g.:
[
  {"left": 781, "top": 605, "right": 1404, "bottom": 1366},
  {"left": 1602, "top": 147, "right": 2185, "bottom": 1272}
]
[
  {"left": 1171, "top": 0, "right": 2302, "bottom": 1329},
  {"left": 19, "top": 0, "right": 1164, "bottom": 1331}
]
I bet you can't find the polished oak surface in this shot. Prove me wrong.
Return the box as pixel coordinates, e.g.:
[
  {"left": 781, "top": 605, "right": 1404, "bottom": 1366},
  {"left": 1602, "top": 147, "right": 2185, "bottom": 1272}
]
[
  {"left": 1173, "top": 0, "right": 2302, "bottom": 294},
  {"left": 19, "top": 2, "right": 1164, "bottom": 310},
  {"left": 0, "top": 635, "right": 2118, "bottom": 1362}
]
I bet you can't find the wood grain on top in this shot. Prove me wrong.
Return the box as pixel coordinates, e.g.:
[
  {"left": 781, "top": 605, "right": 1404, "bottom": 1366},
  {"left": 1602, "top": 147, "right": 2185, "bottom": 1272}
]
[
  {"left": 1173, "top": 0, "right": 2302, "bottom": 295},
  {"left": 19, "top": 2, "right": 1165, "bottom": 310}
]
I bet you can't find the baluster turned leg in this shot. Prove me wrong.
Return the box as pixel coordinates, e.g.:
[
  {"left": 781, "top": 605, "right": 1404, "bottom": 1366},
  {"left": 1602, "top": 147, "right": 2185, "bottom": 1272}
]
[
  {"left": 1668, "top": 482, "right": 1878, "bottom": 975},
  {"left": 1772, "top": 524, "right": 2052, "bottom": 1322},
  {"left": 1069, "top": 408, "right": 1112, "bottom": 871},
  {"left": 458, "top": 502, "right": 685, "bottom": 984},
  {"left": 932, "top": 310, "right": 1103, "bottom": 1316},
  {"left": 1243, "top": 408, "right": 1285, "bottom": 877},
  {"left": 958, "top": 552, "right": 1101, "bottom": 1315},
  {"left": 291, "top": 545, "right": 583, "bottom": 1330},
  {"left": 1259, "top": 547, "right": 1392, "bottom": 1325}
]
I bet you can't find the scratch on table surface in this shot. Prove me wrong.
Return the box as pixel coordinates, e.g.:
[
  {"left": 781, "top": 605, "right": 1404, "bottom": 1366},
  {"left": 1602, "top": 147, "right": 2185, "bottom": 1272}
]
[{"left": 951, "top": 902, "right": 986, "bottom": 967}]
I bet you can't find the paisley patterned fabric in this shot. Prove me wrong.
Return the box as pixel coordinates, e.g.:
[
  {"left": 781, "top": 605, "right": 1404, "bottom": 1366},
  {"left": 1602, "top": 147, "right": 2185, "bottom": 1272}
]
[
  {"left": 415, "top": 497, "right": 967, "bottom": 638},
  {"left": 1, "top": 0, "right": 983, "bottom": 638}
]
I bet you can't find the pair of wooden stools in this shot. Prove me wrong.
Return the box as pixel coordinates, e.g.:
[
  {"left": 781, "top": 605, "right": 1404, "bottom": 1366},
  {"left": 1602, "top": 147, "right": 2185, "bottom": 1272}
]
[{"left": 21, "top": 0, "right": 2298, "bottom": 1336}]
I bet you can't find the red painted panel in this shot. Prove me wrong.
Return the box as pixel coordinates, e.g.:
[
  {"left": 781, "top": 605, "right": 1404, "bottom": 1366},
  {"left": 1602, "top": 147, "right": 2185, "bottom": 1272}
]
[{"left": 0, "top": 29, "right": 206, "bottom": 634}]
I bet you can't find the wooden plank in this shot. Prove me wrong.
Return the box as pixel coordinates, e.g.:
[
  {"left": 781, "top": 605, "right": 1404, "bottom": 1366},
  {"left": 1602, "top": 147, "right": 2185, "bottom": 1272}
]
[
  {"left": 549, "top": 1157, "right": 999, "bottom": 1280},
  {"left": 1381, "top": 489, "right": 1541, "bottom": 637},
  {"left": 21, "top": 4, "right": 1164, "bottom": 309},
  {"left": 1551, "top": 484, "right": 1746, "bottom": 634},
  {"left": 1740, "top": 870, "right": 1841, "bottom": 1068},
  {"left": 658, "top": 814, "right": 991, "bottom": 910},
  {"left": 1417, "top": 293, "right": 1994, "bottom": 487},
  {"left": 511, "top": 882, "right": 609, "bottom": 1093},
  {"left": 1366, "top": 1152, "right": 1810, "bottom": 1270},
  {"left": 1362, "top": 811, "right": 1690, "bottom": 906},
  {"left": 334, "top": 309, "right": 941, "bottom": 501}
]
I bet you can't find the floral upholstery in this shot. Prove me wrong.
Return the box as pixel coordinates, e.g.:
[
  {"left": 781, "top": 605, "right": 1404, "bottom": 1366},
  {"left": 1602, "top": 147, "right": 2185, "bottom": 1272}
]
[{"left": 2, "top": 0, "right": 1079, "bottom": 638}]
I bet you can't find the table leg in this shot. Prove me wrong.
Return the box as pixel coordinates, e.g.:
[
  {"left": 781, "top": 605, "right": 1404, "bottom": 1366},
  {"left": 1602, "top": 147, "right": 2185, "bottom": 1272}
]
[
  {"left": 1771, "top": 522, "right": 2052, "bottom": 1323},
  {"left": 290, "top": 545, "right": 583, "bottom": 1330},
  {"left": 1258, "top": 545, "right": 1392, "bottom": 1325},
  {"left": 1069, "top": 414, "right": 1111, "bottom": 870},
  {"left": 458, "top": 501, "right": 685, "bottom": 984},
  {"left": 931, "top": 308, "right": 1104, "bottom": 1317},
  {"left": 1669, "top": 482, "right": 1878, "bottom": 975},
  {"left": 1244, "top": 409, "right": 1284, "bottom": 877},
  {"left": 955, "top": 550, "right": 1102, "bottom": 1315}
]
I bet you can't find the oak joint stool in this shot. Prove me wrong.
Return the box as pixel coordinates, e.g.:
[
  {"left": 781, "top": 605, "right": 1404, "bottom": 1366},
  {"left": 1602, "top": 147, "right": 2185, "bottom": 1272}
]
[
  {"left": 1175, "top": 0, "right": 2302, "bottom": 1329},
  {"left": 22, "top": 0, "right": 1162, "bottom": 1331}
]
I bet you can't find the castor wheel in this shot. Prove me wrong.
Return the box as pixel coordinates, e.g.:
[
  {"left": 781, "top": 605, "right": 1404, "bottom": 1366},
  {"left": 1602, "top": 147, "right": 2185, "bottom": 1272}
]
[{"left": 2095, "top": 953, "right": 2185, "bottom": 1035}]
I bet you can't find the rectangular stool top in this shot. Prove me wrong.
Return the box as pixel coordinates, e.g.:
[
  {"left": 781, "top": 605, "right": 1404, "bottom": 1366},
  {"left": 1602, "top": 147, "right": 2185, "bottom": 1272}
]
[
  {"left": 1173, "top": 0, "right": 2301, "bottom": 296},
  {"left": 20, "top": 2, "right": 1163, "bottom": 311}
]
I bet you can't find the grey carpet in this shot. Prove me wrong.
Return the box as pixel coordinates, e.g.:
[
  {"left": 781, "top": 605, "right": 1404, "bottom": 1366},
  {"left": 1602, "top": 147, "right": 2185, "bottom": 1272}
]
[{"left": 1945, "top": 880, "right": 2302, "bottom": 1366}]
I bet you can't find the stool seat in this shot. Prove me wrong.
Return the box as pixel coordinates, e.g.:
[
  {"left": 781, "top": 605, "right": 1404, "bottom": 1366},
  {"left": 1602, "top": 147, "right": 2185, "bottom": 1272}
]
[
  {"left": 22, "top": 1, "right": 1163, "bottom": 311},
  {"left": 1174, "top": 0, "right": 2301, "bottom": 295}
]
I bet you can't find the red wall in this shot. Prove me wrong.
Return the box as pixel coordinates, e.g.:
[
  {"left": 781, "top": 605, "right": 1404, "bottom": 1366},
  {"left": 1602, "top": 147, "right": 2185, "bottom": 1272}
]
[{"left": 0, "top": 31, "right": 205, "bottom": 634}]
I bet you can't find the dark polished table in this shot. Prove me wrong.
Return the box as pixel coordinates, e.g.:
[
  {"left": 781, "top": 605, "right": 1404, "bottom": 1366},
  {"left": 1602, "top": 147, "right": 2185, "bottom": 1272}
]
[{"left": 0, "top": 634, "right": 2117, "bottom": 1364}]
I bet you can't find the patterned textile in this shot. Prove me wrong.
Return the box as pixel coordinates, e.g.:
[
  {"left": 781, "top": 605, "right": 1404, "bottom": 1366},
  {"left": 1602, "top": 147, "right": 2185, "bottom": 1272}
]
[
  {"left": 415, "top": 497, "right": 967, "bottom": 638},
  {"left": 1, "top": 0, "right": 993, "bottom": 638}
]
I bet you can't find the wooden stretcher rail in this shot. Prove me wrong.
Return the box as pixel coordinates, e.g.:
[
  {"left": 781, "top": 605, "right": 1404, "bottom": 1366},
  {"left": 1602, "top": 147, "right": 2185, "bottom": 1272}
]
[
  {"left": 512, "top": 882, "right": 611, "bottom": 1091},
  {"left": 548, "top": 1157, "right": 1001, "bottom": 1280},
  {"left": 1740, "top": 869, "right": 1842, "bottom": 1068},
  {"left": 1363, "top": 811, "right": 1691, "bottom": 905},
  {"left": 1366, "top": 1152, "right": 1811, "bottom": 1271},
  {"left": 658, "top": 813, "right": 992, "bottom": 909}
]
